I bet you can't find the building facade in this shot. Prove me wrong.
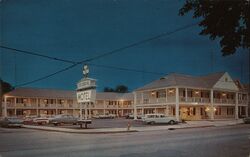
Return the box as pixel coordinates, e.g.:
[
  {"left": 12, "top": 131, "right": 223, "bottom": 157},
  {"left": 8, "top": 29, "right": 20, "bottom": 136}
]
[
  {"left": 2, "top": 72, "right": 249, "bottom": 121},
  {"left": 133, "top": 72, "right": 249, "bottom": 121},
  {"left": 2, "top": 88, "right": 133, "bottom": 118}
]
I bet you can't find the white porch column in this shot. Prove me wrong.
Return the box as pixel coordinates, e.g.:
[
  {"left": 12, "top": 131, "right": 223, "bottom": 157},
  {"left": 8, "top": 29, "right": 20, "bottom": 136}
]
[
  {"left": 141, "top": 107, "right": 144, "bottom": 115},
  {"left": 133, "top": 92, "right": 137, "bottom": 120},
  {"left": 185, "top": 88, "right": 188, "bottom": 102},
  {"left": 103, "top": 101, "right": 106, "bottom": 115},
  {"left": 165, "top": 88, "right": 168, "bottom": 102},
  {"left": 235, "top": 92, "right": 239, "bottom": 119},
  {"left": 175, "top": 87, "right": 180, "bottom": 121},
  {"left": 55, "top": 99, "right": 58, "bottom": 115},
  {"left": 79, "top": 103, "right": 83, "bottom": 120},
  {"left": 3, "top": 96, "right": 7, "bottom": 117},
  {"left": 14, "top": 97, "right": 17, "bottom": 116},
  {"left": 165, "top": 105, "right": 169, "bottom": 116},
  {"left": 116, "top": 102, "right": 119, "bottom": 117},
  {"left": 210, "top": 90, "right": 214, "bottom": 120},
  {"left": 36, "top": 98, "right": 39, "bottom": 116}
]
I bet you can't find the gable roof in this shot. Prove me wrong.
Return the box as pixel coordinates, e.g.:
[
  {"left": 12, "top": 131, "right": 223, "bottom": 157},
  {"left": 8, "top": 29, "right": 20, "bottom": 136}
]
[
  {"left": 4, "top": 88, "right": 133, "bottom": 100},
  {"left": 4, "top": 88, "right": 75, "bottom": 99},
  {"left": 136, "top": 72, "right": 226, "bottom": 91}
]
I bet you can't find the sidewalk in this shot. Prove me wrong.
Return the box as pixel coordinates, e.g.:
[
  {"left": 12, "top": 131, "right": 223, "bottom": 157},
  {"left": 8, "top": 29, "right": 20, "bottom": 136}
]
[{"left": 23, "top": 119, "right": 244, "bottom": 134}]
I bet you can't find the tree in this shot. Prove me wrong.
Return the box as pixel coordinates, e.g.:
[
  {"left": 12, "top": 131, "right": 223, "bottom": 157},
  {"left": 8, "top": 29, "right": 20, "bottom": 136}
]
[
  {"left": 103, "top": 87, "right": 114, "bottom": 92},
  {"left": 103, "top": 85, "right": 129, "bottom": 93},
  {"left": 115, "top": 85, "right": 128, "bottom": 93},
  {"left": 0, "top": 80, "right": 14, "bottom": 116},
  {"left": 179, "top": 0, "right": 250, "bottom": 56}
]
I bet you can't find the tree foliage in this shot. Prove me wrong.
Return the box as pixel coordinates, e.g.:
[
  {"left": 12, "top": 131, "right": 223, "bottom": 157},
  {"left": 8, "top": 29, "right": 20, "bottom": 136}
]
[
  {"left": 179, "top": 0, "right": 250, "bottom": 56},
  {"left": 103, "top": 85, "right": 128, "bottom": 93},
  {"left": 103, "top": 87, "right": 114, "bottom": 92},
  {"left": 1, "top": 79, "right": 14, "bottom": 95},
  {"left": 115, "top": 85, "right": 128, "bottom": 93}
]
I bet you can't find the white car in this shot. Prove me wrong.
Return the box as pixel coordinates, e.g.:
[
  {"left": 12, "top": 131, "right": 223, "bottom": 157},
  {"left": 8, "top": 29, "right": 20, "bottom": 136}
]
[
  {"left": 142, "top": 114, "right": 177, "bottom": 125},
  {"left": 33, "top": 116, "right": 54, "bottom": 125}
]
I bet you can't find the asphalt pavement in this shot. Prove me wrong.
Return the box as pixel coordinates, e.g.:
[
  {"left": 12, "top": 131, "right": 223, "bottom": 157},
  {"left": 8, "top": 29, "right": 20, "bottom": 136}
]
[{"left": 0, "top": 124, "right": 249, "bottom": 157}]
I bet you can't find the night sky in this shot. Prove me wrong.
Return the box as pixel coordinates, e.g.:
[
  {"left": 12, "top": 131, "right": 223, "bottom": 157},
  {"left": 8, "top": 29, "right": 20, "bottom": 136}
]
[{"left": 0, "top": 0, "right": 249, "bottom": 92}]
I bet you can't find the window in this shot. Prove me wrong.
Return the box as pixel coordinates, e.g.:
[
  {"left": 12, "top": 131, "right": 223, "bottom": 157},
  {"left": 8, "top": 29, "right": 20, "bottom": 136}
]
[
  {"left": 173, "top": 107, "right": 176, "bottom": 116},
  {"left": 187, "top": 107, "right": 196, "bottom": 116},
  {"left": 227, "top": 107, "right": 234, "bottom": 115},
  {"left": 200, "top": 108, "right": 204, "bottom": 115},
  {"left": 156, "top": 90, "right": 166, "bottom": 98},
  {"left": 16, "top": 98, "right": 24, "bottom": 103},
  {"left": 215, "top": 107, "right": 221, "bottom": 115}
]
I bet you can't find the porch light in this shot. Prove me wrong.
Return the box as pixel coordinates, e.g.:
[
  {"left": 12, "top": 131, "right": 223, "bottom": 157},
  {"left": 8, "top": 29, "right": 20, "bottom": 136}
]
[
  {"left": 213, "top": 107, "right": 216, "bottom": 111},
  {"left": 44, "top": 99, "right": 48, "bottom": 103},
  {"left": 195, "top": 91, "right": 200, "bottom": 94},
  {"left": 168, "top": 89, "right": 174, "bottom": 93},
  {"left": 205, "top": 107, "right": 210, "bottom": 112},
  {"left": 222, "top": 93, "right": 227, "bottom": 97},
  {"left": 151, "top": 91, "right": 155, "bottom": 96}
]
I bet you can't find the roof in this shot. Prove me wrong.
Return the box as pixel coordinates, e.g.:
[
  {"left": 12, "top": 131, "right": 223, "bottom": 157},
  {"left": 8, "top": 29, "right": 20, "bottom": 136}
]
[
  {"left": 4, "top": 88, "right": 133, "bottom": 100},
  {"left": 136, "top": 72, "right": 225, "bottom": 91}
]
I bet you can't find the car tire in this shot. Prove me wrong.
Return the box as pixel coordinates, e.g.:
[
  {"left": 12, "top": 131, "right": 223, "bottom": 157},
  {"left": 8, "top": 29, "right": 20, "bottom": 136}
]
[
  {"left": 169, "top": 120, "right": 175, "bottom": 125},
  {"left": 150, "top": 121, "right": 155, "bottom": 125}
]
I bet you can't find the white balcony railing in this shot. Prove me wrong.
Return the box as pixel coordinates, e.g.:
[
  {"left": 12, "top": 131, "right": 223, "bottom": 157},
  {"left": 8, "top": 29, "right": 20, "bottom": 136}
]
[
  {"left": 214, "top": 98, "right": 235, "bottom": 104},
  {"left": 238, "top": 100, "right": 248, "bottom": 104},
  {"left": 180, "top": 97, "right": 210, "bottom": 103}
]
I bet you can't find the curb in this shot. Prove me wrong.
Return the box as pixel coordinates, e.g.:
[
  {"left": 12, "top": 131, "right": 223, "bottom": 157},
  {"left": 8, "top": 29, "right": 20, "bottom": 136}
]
[
  {"left": 168, "top": 125, "right": 215, "bottom": 130},
  {"left": 23, "top": 125, "right": 138, "bottom": 134}
]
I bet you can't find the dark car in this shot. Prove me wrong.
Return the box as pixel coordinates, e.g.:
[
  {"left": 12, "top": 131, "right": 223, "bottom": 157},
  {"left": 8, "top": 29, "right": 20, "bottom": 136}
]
[
  {"left": 50, "top": 114, "right": 78, "bottom": 126},
  {"left": 243, "top": 117, "right": 250, "bottom": 124},
  {"left": 0, "top": 117, "right": 24, "bottom": 127}
]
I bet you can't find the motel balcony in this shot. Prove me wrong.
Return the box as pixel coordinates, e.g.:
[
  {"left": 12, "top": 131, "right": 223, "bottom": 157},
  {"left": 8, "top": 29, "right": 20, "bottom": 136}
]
[{"left": 179, "top": 97, "right": 210, "bottom": 103}]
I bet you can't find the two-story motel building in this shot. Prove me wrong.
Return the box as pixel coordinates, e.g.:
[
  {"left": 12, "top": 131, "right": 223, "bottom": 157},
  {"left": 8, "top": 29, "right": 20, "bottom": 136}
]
[
  {"left": 3, "top": 88, "right": 133, "bottom": 118},
  {"left": 133, "top": 72, "right": 249, "bottom": 121},
  {"left": 2, "top": 72, "right": 249, "bottom": 121}
]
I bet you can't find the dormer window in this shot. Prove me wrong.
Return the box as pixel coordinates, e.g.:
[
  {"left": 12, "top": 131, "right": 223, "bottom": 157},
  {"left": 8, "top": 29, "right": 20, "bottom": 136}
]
[{"left": 225, "top": 77, "right": 228, "bottom": 82}]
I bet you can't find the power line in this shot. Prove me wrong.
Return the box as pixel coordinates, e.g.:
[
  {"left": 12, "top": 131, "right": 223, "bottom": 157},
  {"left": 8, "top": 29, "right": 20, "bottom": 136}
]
[
  {"left": 89, "top": 63, "right": 165, "bottom": 75},
  {"left": 0, "top": 45, "right": 76, "bottom": 64},
  {"left": 12, "top": 22, "right": 198, "bottom": 87}
]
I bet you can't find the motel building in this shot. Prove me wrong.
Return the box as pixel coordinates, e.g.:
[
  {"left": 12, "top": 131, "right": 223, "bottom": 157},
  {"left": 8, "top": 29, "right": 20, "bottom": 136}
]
[
  {"left": 2, "top": 88, "right": 134, "bottom": 118},
  {"left": 1, "top": 72, "right": 249, "bottom": 121},
  {"left": 133, "top": 72, "right": 249, "bottom": 121}
]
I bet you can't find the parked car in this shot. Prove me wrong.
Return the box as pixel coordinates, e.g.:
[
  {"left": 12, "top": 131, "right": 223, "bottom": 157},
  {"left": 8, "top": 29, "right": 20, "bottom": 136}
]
[
  {"left": 243, "top": 117, "right": 250, "bottom": 124},
  {"left": 33, "top": 116, "right": 54, "bottom": 125},
  {"left": 94, "top": 114, "right": 116, "bottom": 119},
  {"left": 0, "top": 117, "right": 24, "bottom": 127},
  {"left": 142, "top": 114, "right": 177, "bottom": 125},
  {"left": 50, "top": 114, "right": 78, "bottom": 126},
  {"left": 23, "top": 115, "right": 38, "bottom": 125},
  {"left": 126, "top": 114, "right": 143, "bottom": 119}
]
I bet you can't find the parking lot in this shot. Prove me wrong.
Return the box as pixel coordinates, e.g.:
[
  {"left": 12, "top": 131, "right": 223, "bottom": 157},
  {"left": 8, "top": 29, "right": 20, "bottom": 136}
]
[{"left": 27, "top": 117, "right": 176, "bottom": 129}]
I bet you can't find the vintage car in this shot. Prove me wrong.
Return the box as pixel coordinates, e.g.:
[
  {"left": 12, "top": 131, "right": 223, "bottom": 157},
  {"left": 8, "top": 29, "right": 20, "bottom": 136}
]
[{"left": 142, "top": 114, "right": 177, "bottom": 125}]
